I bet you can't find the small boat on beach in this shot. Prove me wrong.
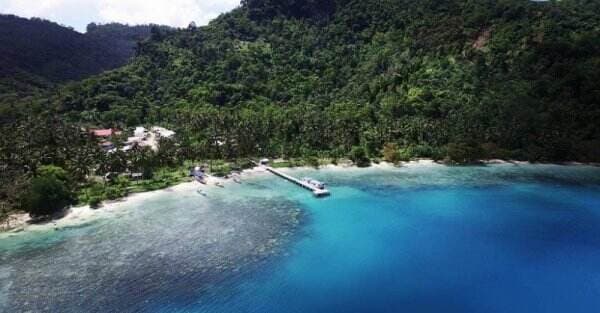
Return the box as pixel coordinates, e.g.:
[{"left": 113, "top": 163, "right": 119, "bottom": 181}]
[
  {"left": 215, "top": 182, "right": 225, "bottom": 188},
  {"left": 191, "top": 166, "right": 207, "bottom": 184},
  {"left": 231, "top": 173, "right": 242, "bottom": 184}
]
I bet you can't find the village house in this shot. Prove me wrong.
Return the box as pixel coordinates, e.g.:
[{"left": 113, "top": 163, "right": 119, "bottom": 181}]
[
  {"left": 90, "top": 128, "right": 122, "bottom": 138},
  {"left": 90, "top": 128, "right": 121, "bottom": 153},
  {"left": 89, "top": 126, "right": 176, "bottom": 153},
  {"left": 122, "top": 126, "right": 176, "bottom": 152},
  {"left": 134, "top": 127, "right": 147, "bottom": 138},
  {"left": 151, "top": 126, "right": 175, "bottom": 139},
  {"left": 99, "top": 141, "right": 115, "bottom": 152}
]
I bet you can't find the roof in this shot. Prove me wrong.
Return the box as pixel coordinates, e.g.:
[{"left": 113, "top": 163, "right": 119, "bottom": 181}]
[
  {"left": 127, "top": 136, "right": 143, "bottom": 143},
  {"left": 152, "top": 126, "right": 176, "bottom": 138},
  {"left": 92, "top": 129, "right": 113, "bottom": 137},
  {"left": 91, "top": 128, "right": 121, "bottom": 137}
]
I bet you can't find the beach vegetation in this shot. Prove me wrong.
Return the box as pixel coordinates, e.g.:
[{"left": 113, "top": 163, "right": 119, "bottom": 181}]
[
  {"left": 1, "top": 0, "right": 599, "bottom": 216},
  {"left": 88, "top": 197, "right": 102, "bottom": 209},
  {"left": 22, "top": 166, "right": 75, "bottom": 217},
  {"left": 445, "top": 142, "right": 484, "bottom": 164},
  {"left": 349, "top": 146, "right": 371, "bottom": 167},
  {"left": 383, "top": 143, "right": 403, "bottom": 164},
  {"left": 305, "top": 156, "right": 320, "bottom": 168}
]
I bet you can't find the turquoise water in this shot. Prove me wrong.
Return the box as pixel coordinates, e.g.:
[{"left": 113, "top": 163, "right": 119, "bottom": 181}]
[{"left": 2, "top": 164, "right": 600, "bottom": 312}]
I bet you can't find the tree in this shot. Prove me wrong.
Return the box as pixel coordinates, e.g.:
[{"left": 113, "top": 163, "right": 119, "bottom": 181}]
[
  {"left": 36, "top": 164, "right": 70, "bottom": 182},
  {"left": 0, "top": 0, "right": 599, "bottom": 221},
  {"left": 129, "top": 146, "right": 156, "bottom": 179},
  {"left": 22, "top": 166, "right": 75, "bottom": 217},
  {"left": 304, "top": 155, "right": 320, "bottom": 168},
  {"left": 349, "top": 146, "right": 370, "bottom": 167},
  {"left": 156, "top": 138, "right": 179, "bottom": 167},
  {"left": 382, "top": 143, "right": 402, "bottom": 164},
  {"left": 0, "top": 203, "right": 9, "bottom": 228},
  {"left": 445, "top": 142, "right": 483, "bottom": 164}
]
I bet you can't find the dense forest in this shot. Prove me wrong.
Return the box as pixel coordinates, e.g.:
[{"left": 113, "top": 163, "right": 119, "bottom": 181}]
[
  {"left": 1, "top": 0, "right": 599, "bottom": 218},
  {"left": 0, "top": 15, "right": 166, "bottom": 96}
]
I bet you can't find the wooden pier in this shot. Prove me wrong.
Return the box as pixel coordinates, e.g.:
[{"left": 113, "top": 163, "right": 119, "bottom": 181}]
[{"left": 264, "top": 166, "right": 330, "bottom": 197}]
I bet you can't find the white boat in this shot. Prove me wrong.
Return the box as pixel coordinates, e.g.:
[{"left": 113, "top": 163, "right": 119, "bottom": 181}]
[
  {"left": 259, "top": 158, "right": 270, "bottom": 165},
  {"left": 302, "top": 177, "right": 326, "bottom": 190}
]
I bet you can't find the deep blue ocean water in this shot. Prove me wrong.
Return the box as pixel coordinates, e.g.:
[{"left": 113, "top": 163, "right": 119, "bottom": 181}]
[{"left": 2, "top": 164, "right": 600, "bottom": 312}]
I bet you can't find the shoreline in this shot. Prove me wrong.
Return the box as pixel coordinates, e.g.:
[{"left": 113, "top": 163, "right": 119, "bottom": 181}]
[
  {"left": 1, "top": 159, "right": 597, "bottom": 236},
  {"left": 0, "top": 173, "right": 234, "bottom": 236}
]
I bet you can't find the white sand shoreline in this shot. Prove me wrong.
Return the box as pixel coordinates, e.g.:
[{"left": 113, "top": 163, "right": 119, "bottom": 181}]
[
  {"left": 1, "top": 159, "right": 596, "bottom": 237},
  {"left": 0, "top": 174, "right": 231, "bottom": 237}
]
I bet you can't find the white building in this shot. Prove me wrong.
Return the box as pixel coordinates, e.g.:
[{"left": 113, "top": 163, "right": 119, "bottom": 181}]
[
  {"left": 121, "top": 126, "right": 175, "bottom": 152},
  {"left": 134, "top": 127, "right": 147, "bottom": 138},
  {"left": 151, "top": 126, "right": 175, "bottom": 138}
]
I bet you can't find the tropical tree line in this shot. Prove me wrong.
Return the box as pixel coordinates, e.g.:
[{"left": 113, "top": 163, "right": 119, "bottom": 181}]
[{"left": 1, "top": 0, "right": 599, "bottom": 218}]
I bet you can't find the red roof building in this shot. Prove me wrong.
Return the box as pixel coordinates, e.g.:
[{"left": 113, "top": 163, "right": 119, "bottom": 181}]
[{"left": 90, "top": 128, "right": 121, "bottom": 137}]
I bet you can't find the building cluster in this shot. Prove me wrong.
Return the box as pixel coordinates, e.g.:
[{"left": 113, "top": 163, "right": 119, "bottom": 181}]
[{"left": 90, "top": 126, "right": 175, "bottom": 153}]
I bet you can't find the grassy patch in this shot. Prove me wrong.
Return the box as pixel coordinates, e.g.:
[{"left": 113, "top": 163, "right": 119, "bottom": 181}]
[{"left": 77, "top": 166, "right": 191, "bottom": 206}]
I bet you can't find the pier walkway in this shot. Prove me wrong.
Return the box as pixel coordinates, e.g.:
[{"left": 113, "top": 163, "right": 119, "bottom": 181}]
[
  {"left": 262, "top": 166, "right": 330, "bottom": 197},
  {"left": 250, "top": 160, "right": 331, "bottom": 197}
]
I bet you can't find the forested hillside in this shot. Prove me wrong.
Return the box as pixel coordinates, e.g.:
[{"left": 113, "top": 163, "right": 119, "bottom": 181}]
[
  {"left": 1, "top": 0, "right": 599, "bottom": 216},
  {"left": 46, "top": 0, "right": 600, "bottom": 162},
  {"left": 0, "top": 15, "right": 161, "bottom": 95}
]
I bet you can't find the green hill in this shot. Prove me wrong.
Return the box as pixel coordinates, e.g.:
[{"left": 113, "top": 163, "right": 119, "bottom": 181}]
[
  {"left": 0, "top": 15, "right": 162, "bottom": 95},
  {"left": 46, "top": 0, "right": 599, "bottom": 161},
  {"left": 1, "top": 0, "right": 599, "bottom": 215}
]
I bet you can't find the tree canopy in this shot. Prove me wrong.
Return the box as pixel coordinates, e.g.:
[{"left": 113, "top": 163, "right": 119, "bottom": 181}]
[
  {"left": 22, "top": 166, "right": 75, "bottom": 217},
  {"left": 0, "top": 14, "right": 166, "bottom": 96},
  {"left": 0, "top": 0, "right": 599, "bottom": 214}
]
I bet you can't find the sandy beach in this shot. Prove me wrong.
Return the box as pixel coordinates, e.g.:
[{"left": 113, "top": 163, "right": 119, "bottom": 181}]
[
  {"left": 1, "top": 159, "right": 594, "bottom": 236},
  {"left": 0, "top": 159, "right": 525, "bottom": 235},
  {"left": 0, "top": 173, "right": 234, "bottom": 236}
]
